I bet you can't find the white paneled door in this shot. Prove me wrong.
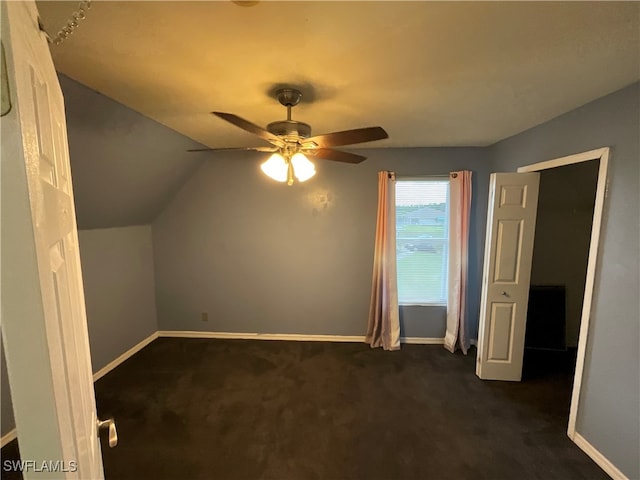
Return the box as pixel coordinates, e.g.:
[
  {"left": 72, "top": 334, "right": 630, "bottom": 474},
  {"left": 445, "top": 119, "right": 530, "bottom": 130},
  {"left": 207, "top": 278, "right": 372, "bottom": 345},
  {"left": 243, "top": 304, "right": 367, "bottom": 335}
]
[
  {"left": 476, "top": 173, "right": 540, "bottom": 381},
  {"left": 2, "top": 1, "right": 107, "bottom": 478}
]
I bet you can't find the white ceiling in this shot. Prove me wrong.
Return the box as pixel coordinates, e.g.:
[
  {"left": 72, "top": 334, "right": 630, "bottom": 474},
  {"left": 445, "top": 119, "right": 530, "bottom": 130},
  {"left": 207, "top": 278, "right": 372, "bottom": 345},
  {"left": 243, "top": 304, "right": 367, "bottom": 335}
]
[{"left": 37, "top": 1, "right": 639, "bottom": 148}]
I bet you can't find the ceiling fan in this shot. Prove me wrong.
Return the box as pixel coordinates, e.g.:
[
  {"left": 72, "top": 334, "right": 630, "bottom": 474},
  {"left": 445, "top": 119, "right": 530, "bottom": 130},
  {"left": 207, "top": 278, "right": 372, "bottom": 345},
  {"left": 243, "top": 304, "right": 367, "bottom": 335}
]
[{"left": 189, "top": 88, "right": 389, "bottom": 185}]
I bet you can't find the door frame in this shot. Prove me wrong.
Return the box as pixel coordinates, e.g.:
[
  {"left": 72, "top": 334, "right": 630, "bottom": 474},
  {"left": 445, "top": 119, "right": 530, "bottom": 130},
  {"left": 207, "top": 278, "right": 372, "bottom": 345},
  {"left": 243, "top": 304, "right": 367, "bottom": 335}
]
[{"left": 516, "top": 147, "right": 609, "bottom": 439}]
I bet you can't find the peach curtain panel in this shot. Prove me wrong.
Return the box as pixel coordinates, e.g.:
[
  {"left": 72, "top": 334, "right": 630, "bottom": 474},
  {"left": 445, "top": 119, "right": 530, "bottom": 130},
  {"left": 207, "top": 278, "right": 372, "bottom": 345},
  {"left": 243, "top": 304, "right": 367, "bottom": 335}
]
[
  {"left": 366, "top": 171, "right": 401, "bottom": 351},
  {"left": 444, "top": 170, "right": 473, "bottom": 354}
]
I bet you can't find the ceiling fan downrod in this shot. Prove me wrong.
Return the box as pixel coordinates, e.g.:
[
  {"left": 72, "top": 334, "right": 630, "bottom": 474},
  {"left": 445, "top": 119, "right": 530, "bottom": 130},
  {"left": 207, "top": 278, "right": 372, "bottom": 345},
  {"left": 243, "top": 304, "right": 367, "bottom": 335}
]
[
  {"left": 276, "top": 88, "right": 302, "bottom": 121},
  {"left": 267, "top": 88, "right": 311, "bottom": 139}
]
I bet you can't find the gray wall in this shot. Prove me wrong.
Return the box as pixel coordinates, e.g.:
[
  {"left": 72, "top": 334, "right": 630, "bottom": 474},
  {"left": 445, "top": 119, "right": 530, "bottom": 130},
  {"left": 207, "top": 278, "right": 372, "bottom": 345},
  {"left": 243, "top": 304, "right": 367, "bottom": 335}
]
[
  {"left": 78, "top": 226, "right": 158, "bottom": 372},
  {"left": 1, "top": 225, "right": 159, "bottom": 437},
  {"left": 530, "top": 160, "right": 599, "bottom": 347},
  {"left": 153, "top": 147, "right": 490, "bottom": 339},
  {"left": 490, "top": 82, "right": 640, "bottom": 479}
]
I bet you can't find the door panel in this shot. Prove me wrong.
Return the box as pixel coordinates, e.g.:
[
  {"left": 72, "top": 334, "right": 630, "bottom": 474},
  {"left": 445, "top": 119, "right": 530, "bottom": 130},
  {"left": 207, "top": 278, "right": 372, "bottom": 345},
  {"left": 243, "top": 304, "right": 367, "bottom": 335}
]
[
  {"left": 1, "top": 1, "right": 105, "bottom": 478},
  {"left": 494, "top": 219, "right": 523, "bottom": 282},
  {"left": 477, "top": 173, "right": 540, "bottom": 381},
  {"left": 487, "top": 302, "right": 516, "bottom": 361}
]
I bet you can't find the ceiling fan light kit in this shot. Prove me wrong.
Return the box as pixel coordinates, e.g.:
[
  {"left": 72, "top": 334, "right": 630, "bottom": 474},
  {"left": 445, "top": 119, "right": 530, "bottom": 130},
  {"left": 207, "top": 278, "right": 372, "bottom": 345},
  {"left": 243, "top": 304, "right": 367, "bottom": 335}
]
[
  {"left": 190, "top": 87, "right": 389, "bottom": 185},
  {"left": 260, "top": 152, "right": 316, "bottom": 185}
]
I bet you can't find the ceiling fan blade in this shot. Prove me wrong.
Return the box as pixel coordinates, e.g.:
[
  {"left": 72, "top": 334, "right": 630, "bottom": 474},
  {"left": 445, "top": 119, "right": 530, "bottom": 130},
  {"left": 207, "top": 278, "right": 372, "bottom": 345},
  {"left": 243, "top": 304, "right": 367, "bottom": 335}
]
[
  {"left": 302, "top": 126, "right": 388, "bottom": 148},
  {"left": 187, "top": 146, "right": 277, "bottom": 153},
  {"left": 305, "top": 148, "right": 367, "bottom": 164},
  {"left": 212, "top": 112, "right": 284, "bottom": 147}
]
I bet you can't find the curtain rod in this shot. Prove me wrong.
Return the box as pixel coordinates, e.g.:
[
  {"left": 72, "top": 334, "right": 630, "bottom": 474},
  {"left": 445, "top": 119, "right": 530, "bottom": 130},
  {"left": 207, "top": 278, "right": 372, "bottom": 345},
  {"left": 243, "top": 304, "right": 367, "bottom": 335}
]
[{"left": 394, "top": 174, "right": 450, "bottom": 180}]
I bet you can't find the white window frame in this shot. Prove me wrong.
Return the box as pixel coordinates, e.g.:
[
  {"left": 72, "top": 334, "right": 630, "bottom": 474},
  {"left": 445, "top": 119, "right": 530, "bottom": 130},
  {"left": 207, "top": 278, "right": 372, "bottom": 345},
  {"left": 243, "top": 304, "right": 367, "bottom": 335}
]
[{"left": 395, "top": 175, "right": 450, "bottom": 306}]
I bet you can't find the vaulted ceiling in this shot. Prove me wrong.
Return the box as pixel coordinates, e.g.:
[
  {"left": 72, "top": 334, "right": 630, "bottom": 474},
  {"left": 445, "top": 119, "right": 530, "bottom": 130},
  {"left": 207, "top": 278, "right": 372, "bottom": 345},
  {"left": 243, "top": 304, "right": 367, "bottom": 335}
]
[
  {"left": 38, "top": 1, "right": 639, "bottom": 149},
  {"left": 32, "top": 1, "right": 639, "bottom": 230}
]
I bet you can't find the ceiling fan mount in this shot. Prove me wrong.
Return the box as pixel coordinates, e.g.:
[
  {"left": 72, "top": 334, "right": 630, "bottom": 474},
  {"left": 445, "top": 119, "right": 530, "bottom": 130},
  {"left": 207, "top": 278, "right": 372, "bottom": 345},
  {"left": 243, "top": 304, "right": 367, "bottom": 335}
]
[{"left": 275, "top": 88, "right": 303, "bottom": 107}]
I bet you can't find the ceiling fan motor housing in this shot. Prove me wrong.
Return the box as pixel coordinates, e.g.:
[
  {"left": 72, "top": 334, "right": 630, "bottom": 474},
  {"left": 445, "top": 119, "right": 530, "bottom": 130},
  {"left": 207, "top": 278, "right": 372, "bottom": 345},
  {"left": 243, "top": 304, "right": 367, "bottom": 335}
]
[{"left": 267, "top": 120, "right": 311, "bottom": 139}]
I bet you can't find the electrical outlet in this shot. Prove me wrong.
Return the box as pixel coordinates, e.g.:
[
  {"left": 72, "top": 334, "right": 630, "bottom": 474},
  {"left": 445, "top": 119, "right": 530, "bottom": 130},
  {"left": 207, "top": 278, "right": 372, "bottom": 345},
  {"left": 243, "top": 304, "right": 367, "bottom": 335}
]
[{"left": 201, "top": 312, "right": 208, "bottom": 322}]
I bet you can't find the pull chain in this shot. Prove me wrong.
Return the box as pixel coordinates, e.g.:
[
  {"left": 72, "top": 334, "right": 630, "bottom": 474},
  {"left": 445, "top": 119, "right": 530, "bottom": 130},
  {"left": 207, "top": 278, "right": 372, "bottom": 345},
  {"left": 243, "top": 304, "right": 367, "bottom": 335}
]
[{"left": 39, "top": 1, "right": 92, "bottom": 45}]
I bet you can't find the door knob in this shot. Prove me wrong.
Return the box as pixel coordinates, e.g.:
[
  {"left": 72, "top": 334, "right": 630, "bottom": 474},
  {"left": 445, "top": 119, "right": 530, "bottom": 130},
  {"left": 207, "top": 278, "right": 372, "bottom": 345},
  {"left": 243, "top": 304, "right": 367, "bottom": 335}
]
[
  {"left": 97, "top": 418, "right": 118, "bottom": 448},
  {"left": 500, "top": 291, "right": 508, "bottom": 297}
]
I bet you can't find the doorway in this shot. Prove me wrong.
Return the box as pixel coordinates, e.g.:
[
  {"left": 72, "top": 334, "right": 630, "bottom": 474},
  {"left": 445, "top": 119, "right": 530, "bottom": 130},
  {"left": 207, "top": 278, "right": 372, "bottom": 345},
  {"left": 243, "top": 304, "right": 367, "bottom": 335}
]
[
  {"left": 517, "top": 147, "right": 609, "bottom": 438},
  {"left": 522, "top": 159, "right": 599, "bottom": 382}
]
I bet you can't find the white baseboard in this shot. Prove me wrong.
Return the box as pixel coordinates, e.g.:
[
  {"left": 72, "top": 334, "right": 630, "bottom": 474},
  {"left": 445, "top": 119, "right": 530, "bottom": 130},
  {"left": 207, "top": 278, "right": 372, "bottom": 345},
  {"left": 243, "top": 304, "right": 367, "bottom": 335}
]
[
  {"left": 92, "top": 331, "right": 159, "bottom": 381},
  {"left": 158, "top": 331, "right": 366, "bottom": 342},
  {"left": 1, "top": 429, "right": 17, "bottom": 448},
  {"left": 158, "top": 331, "right": 446, "bottom": 345},
  {"left": 573, "top": 432, "right": 628, "bottom": 480}
]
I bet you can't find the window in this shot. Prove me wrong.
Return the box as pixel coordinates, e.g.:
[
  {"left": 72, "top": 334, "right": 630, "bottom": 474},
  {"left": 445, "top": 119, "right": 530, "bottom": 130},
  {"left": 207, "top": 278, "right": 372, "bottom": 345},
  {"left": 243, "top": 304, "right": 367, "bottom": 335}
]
[{"left": 396, "top": 178, "right": 449, "bottom": 305}]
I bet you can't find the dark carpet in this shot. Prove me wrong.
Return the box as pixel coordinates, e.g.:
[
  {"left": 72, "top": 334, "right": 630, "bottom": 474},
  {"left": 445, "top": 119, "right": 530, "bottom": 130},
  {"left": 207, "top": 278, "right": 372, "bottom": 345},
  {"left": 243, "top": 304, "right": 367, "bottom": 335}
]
[{"left": 2, "top": 339, "right": 607, "bottom": 480}]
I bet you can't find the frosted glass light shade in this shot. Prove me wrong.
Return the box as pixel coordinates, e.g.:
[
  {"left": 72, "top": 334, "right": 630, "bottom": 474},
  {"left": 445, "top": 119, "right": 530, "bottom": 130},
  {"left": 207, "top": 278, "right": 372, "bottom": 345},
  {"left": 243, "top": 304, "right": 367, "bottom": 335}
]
[
  {"left": 261, "top": 153, "right": 288, "bottom": 182},
  {"left": 291, "top": 153, "right": 316, "bottom": 182}
]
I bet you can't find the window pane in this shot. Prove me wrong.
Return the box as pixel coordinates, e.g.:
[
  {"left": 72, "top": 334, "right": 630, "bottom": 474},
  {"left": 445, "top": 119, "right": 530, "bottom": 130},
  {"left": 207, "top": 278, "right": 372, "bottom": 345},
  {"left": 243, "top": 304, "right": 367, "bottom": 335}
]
[{"left": 396, "top": 179, "right": 449, "bottom": 304}]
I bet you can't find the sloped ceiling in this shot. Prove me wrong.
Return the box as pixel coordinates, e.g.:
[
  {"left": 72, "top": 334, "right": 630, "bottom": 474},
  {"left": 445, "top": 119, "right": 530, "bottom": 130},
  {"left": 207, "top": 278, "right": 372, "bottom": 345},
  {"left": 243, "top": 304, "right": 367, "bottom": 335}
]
[
  {"left": 38, "top": 1, "right": 639, "bottom": 149},
  {"left": 59, "top": 74, "right": 203, "bottom": 229}
]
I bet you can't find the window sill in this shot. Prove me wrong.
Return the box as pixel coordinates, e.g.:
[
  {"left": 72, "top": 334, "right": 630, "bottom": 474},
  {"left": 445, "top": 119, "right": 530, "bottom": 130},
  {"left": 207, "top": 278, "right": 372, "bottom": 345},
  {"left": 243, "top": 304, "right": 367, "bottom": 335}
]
[{"left": 399, "top": 303, "right": 447, "bottom": 307}]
